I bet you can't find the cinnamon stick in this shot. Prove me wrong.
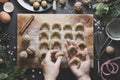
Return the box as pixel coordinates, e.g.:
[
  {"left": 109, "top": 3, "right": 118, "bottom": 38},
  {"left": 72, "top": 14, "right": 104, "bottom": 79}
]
[{"left": 19, "top": 15, "right": 34, "bottom": 35}]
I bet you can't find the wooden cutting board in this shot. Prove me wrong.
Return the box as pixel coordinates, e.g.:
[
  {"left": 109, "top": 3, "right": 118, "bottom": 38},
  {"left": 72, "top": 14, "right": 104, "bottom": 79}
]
[{"left": 17, "top": 14, "right": 94, "bottom": 68}]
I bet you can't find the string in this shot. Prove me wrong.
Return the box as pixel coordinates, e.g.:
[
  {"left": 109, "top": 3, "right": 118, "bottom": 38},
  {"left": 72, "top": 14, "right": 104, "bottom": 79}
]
[{"left": 100, "top": 57, "right": 120, "bottom": 80}]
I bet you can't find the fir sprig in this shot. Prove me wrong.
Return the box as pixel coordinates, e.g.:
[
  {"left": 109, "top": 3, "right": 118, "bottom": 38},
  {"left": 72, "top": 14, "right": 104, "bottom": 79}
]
[
  {"left": 0, "top": 45, "right": 28, "bottom": 80},
  {"left": 93, "top": 0, "right": 120, "bottom": 26}
]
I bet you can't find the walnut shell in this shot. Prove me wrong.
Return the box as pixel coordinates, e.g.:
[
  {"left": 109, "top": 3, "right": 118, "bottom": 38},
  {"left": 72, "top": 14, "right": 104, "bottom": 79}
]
[
  {"left": 22, "top": 35, "right": 31, "bottom": 44},
  {"left": 26, "top": 46, "right": 36, "bottom": 55},
  {"left": 74, "top": 2, "right": 83, "bottom": 11}
]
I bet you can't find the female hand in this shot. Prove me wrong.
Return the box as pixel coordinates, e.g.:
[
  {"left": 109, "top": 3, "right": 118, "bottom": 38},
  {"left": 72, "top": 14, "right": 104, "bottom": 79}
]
[
  {"left": 41, "top": 50, "right": 62, "bottom": 80},
  {"left": 65, "top": 40, "right": 91, "bottom": 80}
]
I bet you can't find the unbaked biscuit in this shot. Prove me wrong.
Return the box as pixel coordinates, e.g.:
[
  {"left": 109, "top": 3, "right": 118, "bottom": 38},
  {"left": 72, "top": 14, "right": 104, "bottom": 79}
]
[
  {"left": 67, "top": 45, "right": 77, "bottom": 59},
  {"left": 39, "top": 30, "right": 49, "bottom": 40},
  {"left": 69, "top": 57, "right": 81, "bottom": 69},
  {"left": 75, "top": 23, "right": 84, "bottom": 31},
  {"left": 52, "top": 23, "right": 61, "bottom": 30},
  {"left": 40, "top": 22, "right": 50, "bottom": 30},
  {"left": 63, "top": 23, "right": 72, "bottom": 31},
  {"left": 51, "top": 39, "right": 62, "bottom": 50},
  {"left": 64, "top": 31, "right": 73, "bottom": 40},
  {"left": 51, "top": 30, "right": 61, "bottom": 39},
  {"left": 78, "top": 41, "right": 87, "bottom": 50},
  {"left": 39, "top": 40, "right": 49, "bottom": 50},
  {"left": 75, "top": 31, "right": 84, "bottom": 40}
]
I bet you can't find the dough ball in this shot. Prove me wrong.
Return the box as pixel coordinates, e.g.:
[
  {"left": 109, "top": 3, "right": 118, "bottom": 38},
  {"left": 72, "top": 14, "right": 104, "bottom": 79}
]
[
  {"left": 36, "top": 0, "right": 42, "bottom": 3},
  {"left": 26, "top": 46, "right": 36, "bottom": 55},
  {"left": 106, "top": 46, "right": 115, "bottom": 54},
  {"left": 0, "top": 11, "right": 11, "bottom": 24},
  {"left": 82, "top": 0, "right": 91, "bottom": 5},
  {"left": 19, "top": 51, "right": 28, "bottom": 59},
  {"left": 29, "top": 0, "right": 36, "bottom": 4},
  {"left": 33, "top": 2, "right": 40, "bottom": 9},
  {"left": 22, "top": 35, "right": 31, "bottom": 44},
  {"left": 78, "top": 41, "right": 87, "bottom": 50},
  {"left": 41, "top": 0, "right": 47, "bottom": 8},
  {"left": 74, "top": 2, "right": 83, "bottom": 11}
]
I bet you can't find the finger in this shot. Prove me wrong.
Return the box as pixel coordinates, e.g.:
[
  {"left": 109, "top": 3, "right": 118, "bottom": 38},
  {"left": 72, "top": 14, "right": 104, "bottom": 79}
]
[
  {"left": 66, "top": 39, "right": 72, "bottom": 46},
  {"left": 55, "top": 56, "right": 62, "bottom": 68},
  {"left": 84, "top": 48, "right": 90, "bottom": 60},
  {"left": 63, "top": 50, "right": 70, "bottom": 61},
  {"left": 45, "top": 50, "right": 57, "bottom": 61},
  {"left": 71, "top": 40, "right": 80, "bottom": 50},
  {"left": 70, "top": 65, "right": 79, "bottom": 73},
  {"left": 41, "top": 60, "right": 45, "bottom": 67},
  {"left": 65, "top": 42, "right": 68, "bottom": 48}
]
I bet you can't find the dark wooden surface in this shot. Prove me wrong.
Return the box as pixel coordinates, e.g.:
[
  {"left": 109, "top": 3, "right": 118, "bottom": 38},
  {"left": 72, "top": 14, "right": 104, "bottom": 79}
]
[{"left": 0, "top": 0, "right": 120, "bottom": 80}]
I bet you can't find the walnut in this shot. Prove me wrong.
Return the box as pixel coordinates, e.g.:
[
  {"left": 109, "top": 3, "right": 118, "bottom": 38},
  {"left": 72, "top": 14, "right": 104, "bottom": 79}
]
[{"left": 74, "top": 2, "right": 83, "bottom": 11}]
